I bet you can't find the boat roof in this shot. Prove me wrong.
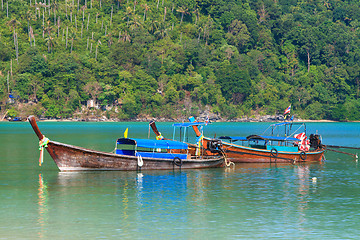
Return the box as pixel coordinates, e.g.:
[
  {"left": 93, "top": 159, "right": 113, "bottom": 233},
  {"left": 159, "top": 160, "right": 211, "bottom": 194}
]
[
  {"left": 116, "top": 138, "right": 188, "bottom": 149},
  {"left": 219, "top": 135, "right": 300, "bottom": 142},
  {"left": 270, "top": 122, "right": 305, "bottom": 127},
  {"left": 172, "top": 122, "right": 206, "bottom": 127},
  {"left": 219, "top": 136, "right": 248, "bottom": 141}
]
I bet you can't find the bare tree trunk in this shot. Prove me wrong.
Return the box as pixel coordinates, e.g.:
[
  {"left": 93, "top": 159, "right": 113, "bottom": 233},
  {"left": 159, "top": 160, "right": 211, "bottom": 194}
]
[
  {"left": 87, "top": 37, "right": 89, "bottom": 49},
  {"left": 110, "top": 6, "right": 113, "bottom": 25},
  {"left": 66, "top": 26, "right": 68, "bottom": 48},
  {"left": 87, "top": 13, "right": 90, "bottom": 31},
  {"left": 7, "top": 71, "right": 10, "bottom": 93},
  {"left": 307, "top": 49, "right": 310, "bottom": 73},
  {"left": 163, "top": 7, "right": 166, "bottom": 21},
  {"left": 13, "top": 31, "right": 18, "bottom": 63},
  {"left": 16, "top": 32, "right": 18, "bottom": 63}
]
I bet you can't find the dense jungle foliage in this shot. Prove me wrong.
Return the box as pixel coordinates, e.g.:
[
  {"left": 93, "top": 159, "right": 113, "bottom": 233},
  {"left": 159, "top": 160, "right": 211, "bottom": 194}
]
[{"left": 1, "top": 0, "right": 360, "bottom": 120}]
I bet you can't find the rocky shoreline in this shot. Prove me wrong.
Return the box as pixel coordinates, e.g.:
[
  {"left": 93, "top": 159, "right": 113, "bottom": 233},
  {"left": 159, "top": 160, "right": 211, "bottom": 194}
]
[
  {"left": 2, "top": 107, "right": 338, "bottom": 122},
  {"left": 32, "top": 114, "right": 336, "bottom": 123}
]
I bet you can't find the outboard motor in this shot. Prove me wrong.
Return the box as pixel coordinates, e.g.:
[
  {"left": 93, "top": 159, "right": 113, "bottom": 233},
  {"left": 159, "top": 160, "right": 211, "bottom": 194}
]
[
  {"left": 207, "top": 140, "right": 223, "bottom": 153},
  {"left": 309, "top": 134, "right": 324, "bottom": 150}
]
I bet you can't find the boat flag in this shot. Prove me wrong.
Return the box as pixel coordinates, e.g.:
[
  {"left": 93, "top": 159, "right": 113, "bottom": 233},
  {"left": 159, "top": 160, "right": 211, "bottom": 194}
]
[
  {"left": 205, "top": 115, "right": 210, "bottom": 125},
  {"left": 124, "top": 128, "right": 128, "bottom": 138},
  {"left": 284, "top": 104, "right": 291, "bottom": 115},
  {"left": 294, "top": 133, "right": 310, "bottom": 151}
]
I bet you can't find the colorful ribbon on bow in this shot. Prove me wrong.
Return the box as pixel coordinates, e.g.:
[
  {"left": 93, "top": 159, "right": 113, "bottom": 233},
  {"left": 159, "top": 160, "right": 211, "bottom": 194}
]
[{"left": 38, "top": 136, "right": 49, "bottom": 166}]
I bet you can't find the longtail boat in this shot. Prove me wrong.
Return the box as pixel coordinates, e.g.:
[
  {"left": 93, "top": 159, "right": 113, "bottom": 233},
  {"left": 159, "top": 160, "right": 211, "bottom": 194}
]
[
  {"left": 150, "top": 120, "right": 325, "bottom": 163},
  {"left": 193, "top": 121, "right": 325, "bottom": 163},
  {"left": 28, "top": 116, "right": 224, "bottom": 171}
]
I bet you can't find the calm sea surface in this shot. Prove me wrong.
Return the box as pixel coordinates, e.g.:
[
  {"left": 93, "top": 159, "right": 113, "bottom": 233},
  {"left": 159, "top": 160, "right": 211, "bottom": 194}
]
[{"left": 1, "top": 121, "right": 360, "bottom": 239}]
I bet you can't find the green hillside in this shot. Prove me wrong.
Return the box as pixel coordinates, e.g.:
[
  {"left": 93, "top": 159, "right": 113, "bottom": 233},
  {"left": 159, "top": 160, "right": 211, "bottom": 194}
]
[{"left": 1, "top": 0, "right": 360, "bottom": 121}]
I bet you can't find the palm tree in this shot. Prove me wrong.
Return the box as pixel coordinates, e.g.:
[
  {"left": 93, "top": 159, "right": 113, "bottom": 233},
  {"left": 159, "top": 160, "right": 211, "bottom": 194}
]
[
  {"left": 45, "top": 34, "right": 55, "bottom": 53},
  {"left": 44, "top": 21, "right": 55, "bottom": 52},
  {"left": 123, "top": 6, "right": 133, "bottom": 26},
  {"left": 121, "top": 31, "right": 131, "bottom": 42},
  {"left": 7, "top": 18, "right": 21, "bottom": 31},
  {"left": 154, "top": 22, "right": 170, "bottom": 39},
  {"left": 176, "top": 6, "right": 189, "bottom": 25},
  {"left": 192, "top": 8, "right": 200, "bottom": 25},
  {"left": 51, "top": 1, "right": 59, "bottom": 25},
  {"left": 129, "top": 14, "right": 142, "bottom": 30},
  {"left": 69, "top": 29, "right": 76, "bottom": 53},
  {"left": 142, "top": 3, "right": 150, "bottom": 22},
  {"left": 148, "top": 19, "right": 159, "bottom": 34}
]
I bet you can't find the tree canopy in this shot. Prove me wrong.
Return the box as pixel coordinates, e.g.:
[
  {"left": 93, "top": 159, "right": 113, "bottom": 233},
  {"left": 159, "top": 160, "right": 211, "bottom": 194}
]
[{"left": 1, "top": 0, "right": 360, "bottom": 121}]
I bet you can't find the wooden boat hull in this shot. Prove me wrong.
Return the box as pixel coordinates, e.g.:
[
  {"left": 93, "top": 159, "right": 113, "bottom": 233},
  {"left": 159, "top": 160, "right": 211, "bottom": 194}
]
[
  {"left": 44, "top": 140, "right": 224, "bottom": 171},
  {"left": 200, "top": 137, "right": 324, "bottom": 163},
  {"left": 28, "top": 116, "right": 224, "bottom": 171}
]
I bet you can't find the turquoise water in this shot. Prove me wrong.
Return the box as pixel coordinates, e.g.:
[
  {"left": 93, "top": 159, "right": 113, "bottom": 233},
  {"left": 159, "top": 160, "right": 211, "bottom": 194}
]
[{"left": 1, "top": 121, "right": 360, "bottom": 239}]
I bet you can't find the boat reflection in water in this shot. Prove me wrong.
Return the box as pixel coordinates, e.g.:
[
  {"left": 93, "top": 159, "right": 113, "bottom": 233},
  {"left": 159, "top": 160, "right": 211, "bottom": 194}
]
[
  {"left": 37, "top": 173, "right": 48, "bottom": 239},
  {"left": 46, "top": 162, "right": 325, "bottom": 238}
]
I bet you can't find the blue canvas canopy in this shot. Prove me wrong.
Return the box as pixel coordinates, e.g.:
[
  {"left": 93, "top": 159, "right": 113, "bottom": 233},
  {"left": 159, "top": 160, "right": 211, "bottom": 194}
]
[
  {"left": 219, "top": 136, "right": 247, "bottom": 141},
  {"left": 220, "top": 135, "right": 300, "bottom": 142},
  {"left": 116, "top": 138, "right": 188, "bottom": 149},
  {"left": 246, "top": 135, "right": 300, "bottom": 142}
]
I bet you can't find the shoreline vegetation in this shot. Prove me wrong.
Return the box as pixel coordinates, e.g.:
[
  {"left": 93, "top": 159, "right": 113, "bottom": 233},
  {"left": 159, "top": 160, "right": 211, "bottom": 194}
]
[
  {"left": 1, "top": 109, "right": 339, "bottom": 123},
  {"left": 1, "top": 1, "right": 360, "bottom": 123}
]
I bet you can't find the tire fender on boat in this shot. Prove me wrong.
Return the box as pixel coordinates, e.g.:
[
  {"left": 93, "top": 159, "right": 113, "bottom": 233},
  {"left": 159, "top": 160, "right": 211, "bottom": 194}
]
[
  {"left": 173, "top": 157, "right": 182, "bottom": 167},
  {"left": 270, "top": 148, "right": 278, "bottom": 157},
  {"left": 300, "top": 151, "right": 307, "bottom": 160},
  {"left": 137, "top": 155, "right": 144, "bottom": 167}
]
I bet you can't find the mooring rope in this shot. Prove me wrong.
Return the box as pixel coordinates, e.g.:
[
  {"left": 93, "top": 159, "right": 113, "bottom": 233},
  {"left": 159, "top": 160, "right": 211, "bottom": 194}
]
[
  {"left": 221, "top": 149, "right": 234, "bottom": 167},
  {"left": 38, "top": 136, "right": 49, "bottom": 166}
]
